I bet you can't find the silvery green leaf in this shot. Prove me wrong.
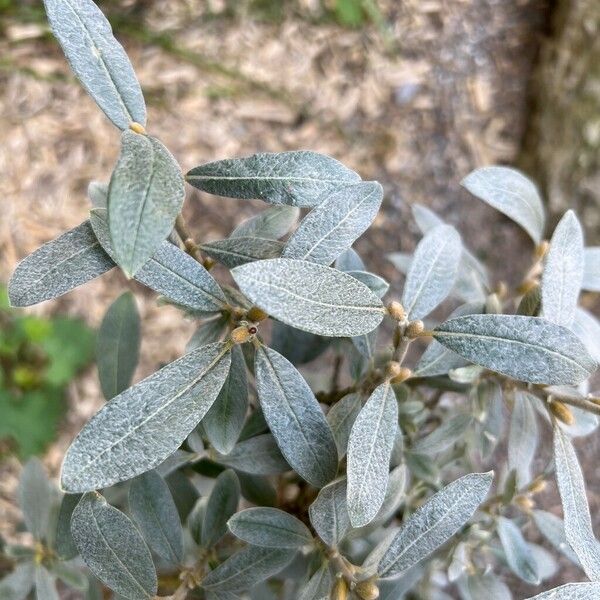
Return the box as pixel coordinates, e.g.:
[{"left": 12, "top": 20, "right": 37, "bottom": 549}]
[
  {"left": 282, "top": 182, "right": 383, "bottom": 265},
  {"left": 508, "top": 391, "right": 538, "bottom": 487},
  {"left": 108, "top": 131, "right": 185, "bottom": 277},
  {"left": 542, "top": 211, "right": 584, "bottom": 327},
  {"left": 412, "top": 414, "right": 472, "bottom": 455},
  {"left": 201, "top": 546, "right": 296, "bottom": 592},
  {"left": 54, "top": 493, "right": 81, "bottom": 559},
  {"left": 335, "top": 247, "right": 365, "bottom": 271},
  {"left": 128, "top": 470, "right": 183, "bottom": 565},
  {"left": 309, "top": 478, "right": 351, "bottom": 547},
  {"left": 8, "top": 221, "right": 114, "bottom": 307},
  {"left": 448, "top": 365, "right": 483, "bottom": 384},
  {"left": 433, "top": 314, "right": 597, "bottom": 385},
  {"left": 156, "top": 450, "right": 197, "bottom": 477},
  {"left": 187, "top": 316, "right": 229, "bottom": 352},
  {"left": 378, "top": 472, "right": 493, "bottom": 578},
  {"left": 232, "top": 258, "right": 385, "bottom": 337},
  {"left": 202, "top": 470, "right": 240, "bottom": 547},
  {"left": 187, "top": 497, "right": 207, "bottom": 546},
  {"left": 467, "top": 573, "right": 511, "bottom": 600},
  {"left": 533, "top": 509, "right": 580, "bottom": 565},
  {"left": 531, "top": 543, "right": 558, "bottom": 580},
  {"left": 461, "top": 166, "right": 545, "bottom": 243},
  {"left": 34, "top": 567, "right": 59, "bottom": 600},
  {"left": 42, "top": 0, "right": 146, "bottom": 130},
  {"left": 352, "top": 328, "right": 378, "bottom": 360},
  {"left": 204, "top": 345, "right": 248, "bottom": 454},
  {"left": 90, "top": 209, "right": 228, "bottom": 312},
  {"left": 346, "top": 271, "right": 389, "bottom": 297},
  {"left": 0, "top": 562, "right": 35, "bottom": 600},
  {"left": 206, "top": 592, "right": 244, "bottom": 600},
  {"left": 97, "top": 292, "right": 140, "bottom": 400},
  {"left": 412, "top": 203, "right": 444, "bottom": 231},
  {"left": 201, "top": 237, "right": 284, "bottom": 268},
  {"left": 582, "top": 247, "right": 600, "bottom": 291},
  {"left": 237, "top": 473, "right": 277, "bottom": 507},
  {"left": 414, "top": 340, "right": 469, "bottom": 377},
  {"left": 298, "top": 563, "right": 332, "bottom": 600},
  {"left": 71, "top": 493, "right": 156, "bottom": 599},
  {"left": 347, "top": 382, "right": 398, "bottom": 527},
  {"left": 186, "top": 151, "right": 360, "bottom": 207},
  {"left": 215, "top": 434, "right": 290, "bottom": 475},
  {"left": 554, "top": 426, "right": 600, "bottom": 580},
  {"left": 387, "top": 252, "right": 412, "bottom": 274},
  {"left": 497, "top": 516, "right": 539, "bottom": 584},
  {"left": 228, "top": 508, "right": 312, "bottom": 548},
  {"left": 402, "top": 224, "right": 462, "bottom": 320},
  {"left": 232, "top": 205, "right": 300, "bottom": 240},
  {"left": 572, "top": 308, "right": 600, "bottom": 363},
  {"left": 526, "top": 583, "right": 600, "bottom": 599},
  {"left": 327, "top": 393, "right": 362, "bottom": 458},
  {"left": 270, "top": 321, "right": 329, "bottom": 365},
  {"left": 18, "top": 458, "right": 52, "bottom": 540},
  {"left": 61, "top": 342, "right": 232, "bottom": 492},
  {"left": 255, "top": 346, "right": 338, "bottom": 487},
  {"left": 88, "top": 181, "right": 108, "bottom": 209},
  {"left": 48, "top": 561, "right": 88, "bottom": 591}
]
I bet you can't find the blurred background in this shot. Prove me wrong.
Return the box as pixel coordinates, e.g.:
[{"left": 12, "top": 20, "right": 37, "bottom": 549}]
[{"left": 1, "top": 0, "right": 599, "bottom": 595}]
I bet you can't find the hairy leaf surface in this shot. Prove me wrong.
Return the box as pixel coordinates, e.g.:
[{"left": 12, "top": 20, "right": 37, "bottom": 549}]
[
  {"left": 200, "top": 237, "right": 284, "bottom": 268},
  {"left": 583, "top": 247, "right": 600, "bottom": 292},
  {"left": 309, "top": 478, "right": 351, "bottom": 547},
  {"left": 231, "top": 205, "right": 300, "bottom": 239},
  {"left": 526, "top": 583, "right": 600, "bottom": 599},
  {"left": 508, "top": 391, "right": 539, "bottom": 487},
  {"left": 202, "top": 470, "right": 240, "bottom": 548},
  {"left": 215, "top": 434, "right": 290, "bottom": 475},
  {"left": 497, "top": 516, "right": 540, "bottom": 584}
]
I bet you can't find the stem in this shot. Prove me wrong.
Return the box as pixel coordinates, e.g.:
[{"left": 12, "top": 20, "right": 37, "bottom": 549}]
[{"left": 174, "top": 214, "right": 205, "bottom": 265}]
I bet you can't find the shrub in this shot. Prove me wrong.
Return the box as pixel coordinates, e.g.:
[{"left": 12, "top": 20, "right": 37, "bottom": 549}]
[{"left": 2, "top": 1, "right": 600, "bottom": 598}]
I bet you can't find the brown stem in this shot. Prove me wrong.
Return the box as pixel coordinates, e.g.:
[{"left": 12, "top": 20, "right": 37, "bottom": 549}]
[{"left": 174, "top": 214, "right": 205, "bottom": 265}]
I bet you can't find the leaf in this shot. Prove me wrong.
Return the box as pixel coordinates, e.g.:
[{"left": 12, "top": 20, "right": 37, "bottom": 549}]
[
  {"left": 497, "top": 516, "right": 540, "bottom": 584},
  {"left": 8, "top": 221, "right": 114, "bottom": 307},
  {"left": 96, "top": 292, "right": 140, "bottom": 400},
  {"left": 346, "top": 271, "right": 389, "bottom": 298},
  {"left": 18, "top": 458, "right": 52, "bottom": 540},
  {"left": 186, "top": 151, "right": 361, "bottom": 207},
  {"left": 335, "top": 247, "right": 365, "bottom": 271},
  {"left": 402, "top": 224, "right": 462, "bottom": 320},
  {"left": 347, "top": 382, "right": 398, "bottom": 527},
  {"left": 533, "top": 509, "right": 580, "bottom": 565},
  {"left": 203, "top": 345, "right": 248, "bottom": 454},
  {"left": 553, "top": 426, "right": 600, "bottom": 580},
  {"left": 377, "top": 472, "right": 493, "bottom": 578},
  {"left": 573, "top": 308, "right": 600, "bottom": 364},
  {"left": 87, "top": 181, "right": 108, "bottom": 209},
  {"left": 282, "top": 182, "right": 383, "bottom": 265},
  {"left": 412, "top": 414, "right": 472, "bottom": 455},
  {"left": 231, "top": 205, "right": 300, "bottom": 239},
  {"left": 526, "top": 583, "right": 600, "bottom": 599},
  {"left": 270, "top": 321, "right": 329, "bottom": 365},
  {"left": 54, "top": 493, "right": 82, "bottom": 560},
  {"left": 200, "top": 237, "right": 284, "bottom": 268},
  {"left": 433, "top": 314, "right": 597, "bottom": 385},
  {"left": 215, "top": 434, "right": 290, "bottom": 475},
  {"left": 42, "top": 0, "right": 146, "bottom": 130},
  {"left": 228, "top": 508, "right": 312, "bottom": 548},
  {"left": 327, "top": 393, "right": 362, "bottom": 458},
  {"left": 466, "top": 573, "right": 511, "bottom": 600},
  {"left": 583, "top": 247, "right": 600, "bottom": 292},
  {"left": 91, "top": 209, "right": 227, "bottom": 312},
  {"left": 309, "top": 478, "right": 351, "bottom": 547},
  {"left": 201, "top": 546, "right": 296, "bottom": 592},
  {"left": 34, "top": 567, "right": 59, "bottom": 600},
  {"left": 61, "top": 342, "right": 232, "bottom": 492},
  {"left": 202, "top": 470, "right": 240, "bottom": 548},
  {"left": 48, "top": 561, "right": 88, "bottom": 591},
  {"left": 232, "top": 258, "right": 385, "bottom": 337},
  {"left": 542, "top": 211, "right": 584, "bottom": 327},
  {"left": 70, "top": 493, "right": 156, "bottom": 599},
  {"left": 298, "top": 563, "right": 332, "bottom": 600},
  {"left": 0, "top": 562, "right": 35, "bottom": 600},
  {"left": 128, "top": 470, "right": 183, "bottom": 565},
  {"left": 508, "top": 391, "right": 538, "bottom": 487},
  {"left": 255, "top": 346, "right": 338, "bottom": 487},
  {"left": 461, "top": 166, "right": 545, "bottom": 243},
  {"left": 187, "top": 316, "right": 229, "bottom": 352},
  {"left": 107, "top": 131, "right": 185, "bottom": 277}
]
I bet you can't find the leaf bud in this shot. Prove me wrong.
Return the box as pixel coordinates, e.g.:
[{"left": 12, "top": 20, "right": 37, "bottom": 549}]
[
  {"left": 528, "top": 479, "right": 547, "bottom": 494},
  {"left": 129, "top": 122, "right": 146, "bottom": 134},
  {"left": 405, "top": 320, "right": 424, "bottom": 338},
  {"left": 387, "top": 301, "right": 406, "bottom": 322},
  {"left": 549, "top": 400, "right": 574, "bottom": 425},
  {"left": 355, "top": 579, "right": 380, "bottom": 600},
  {"left": 246, "top": 306, "right": 268, "bottom": 322},
  {"left": 391, "top": 367, "right": 412, "bottom": 384},
  {"left": 535, "top": 240, "right": 550, "bottom": 260},
  {"left": 331, "top": 577, "right": 349, "bottom": 600},
  {"left": 514, "top": 495, "right": 535, "bottom": 513},
  {"left": 231, "top": 326, "right": 254, "bottom": 344}
]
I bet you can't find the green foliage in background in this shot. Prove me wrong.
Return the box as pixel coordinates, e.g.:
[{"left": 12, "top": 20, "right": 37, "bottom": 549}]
[
  {"left": 0, "top": 288, "right": 94, "bottom": 458},
  {"left": 3, "top": 1, "right": 600, "bottom": 599}
]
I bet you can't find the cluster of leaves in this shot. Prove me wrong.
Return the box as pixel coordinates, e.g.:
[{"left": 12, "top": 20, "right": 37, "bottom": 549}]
[
  {"left": 0, "top": 287, "right": 94, "bottom": 458},
  {"left": 3, "top": 1, "right": 600, "bottom": 598}
]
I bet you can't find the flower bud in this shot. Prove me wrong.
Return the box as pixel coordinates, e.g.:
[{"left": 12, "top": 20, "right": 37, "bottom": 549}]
[
  {"left": 386, "top": 361, "right": 403, "bottom": 380},
  {"left": 246, "top": 306, "right": 268, "bottom": 322},
  {"left": 331, "top": 577, "right": 348, "bottom": 600},
  {"left": 355, "top": 579, "right": 380, "bottom": 600},
  {"left": 528, "top": 479, "right": 547, "bottom": 494},
  {"left": 514, "top": 495, "right": 535, "bottom": 512},
  {"left": 405, "top": 320, "right": 424, "bottom": 338},
  {"left": 391, "top": 367, "right": 412, "bottom": 384},
  {"left": 549, "top": 400, "right": 575, "bottom": 425},
  {"left": 129, "top": 122, "right": 146, "bottom": 134},
  {"left": 535, "top": 240, "right": 550, "bottom": 260},
  {"left": 387, "top": 301, "right": 406, "bottom": 321},
  {"left": 231, "top": 326, "right": 253, "bottom": 344}
]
